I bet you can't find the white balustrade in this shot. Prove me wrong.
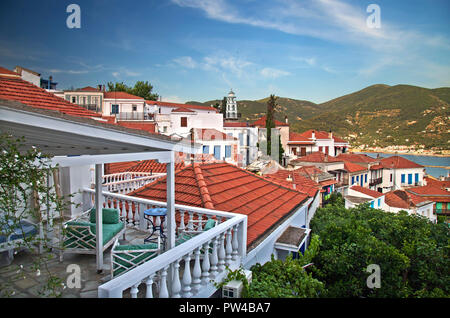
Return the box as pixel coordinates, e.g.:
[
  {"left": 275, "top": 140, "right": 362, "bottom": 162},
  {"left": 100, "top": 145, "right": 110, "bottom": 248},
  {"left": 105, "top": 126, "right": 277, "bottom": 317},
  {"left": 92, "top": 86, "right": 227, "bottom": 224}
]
[
  {"left": 102, "top": 172, "right": 165, "bottom": 195},
  {"left": 89, "top": 188, "right": 247, "bottom": 298}
]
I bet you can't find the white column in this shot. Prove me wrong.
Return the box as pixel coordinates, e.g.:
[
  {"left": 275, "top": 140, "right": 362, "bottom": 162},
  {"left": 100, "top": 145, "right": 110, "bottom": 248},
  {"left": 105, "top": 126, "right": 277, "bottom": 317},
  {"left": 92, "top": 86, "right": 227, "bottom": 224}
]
[
  {"left": 95, "top": 164, "right": 104, "bottom": 273},
  {"left": 166, "top": 151, "right": 175, "bottom": 251}
]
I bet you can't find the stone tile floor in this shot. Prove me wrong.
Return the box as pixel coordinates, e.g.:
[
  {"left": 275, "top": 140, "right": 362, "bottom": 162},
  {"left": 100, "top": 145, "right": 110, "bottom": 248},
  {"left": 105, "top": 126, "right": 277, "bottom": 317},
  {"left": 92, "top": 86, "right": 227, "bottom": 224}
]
[{"left": 0, "top": 227, "right": 151, "bottom": 298}]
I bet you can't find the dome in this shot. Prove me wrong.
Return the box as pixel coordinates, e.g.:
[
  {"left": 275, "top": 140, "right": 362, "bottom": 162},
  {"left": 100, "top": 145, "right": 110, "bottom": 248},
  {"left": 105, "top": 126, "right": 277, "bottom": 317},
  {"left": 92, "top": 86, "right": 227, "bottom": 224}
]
[{"left": 228, "top": 89, "right": 235, "bottom": 96}]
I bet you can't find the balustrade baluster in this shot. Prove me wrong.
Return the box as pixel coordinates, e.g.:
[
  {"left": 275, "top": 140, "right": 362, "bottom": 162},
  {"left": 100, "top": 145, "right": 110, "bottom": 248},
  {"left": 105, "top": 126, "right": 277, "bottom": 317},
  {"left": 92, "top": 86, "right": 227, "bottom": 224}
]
[
  {"left": 179, "top": 210, "right": 185, "bottom": 234},
  {"left": 210, "top": 237, "right": 219, "bottom": 278},
  {"left": 130, "top": 282, "right": 140, "bottom": 298},
  {"left": 145, "top": 274, "right": 155, "bottom": 298},
  {"left": 182, "top": 253, "right": 192, "bottom": 297},
  {"left": 225, "top": 228, "right": 233, "bottom": 266},
  {"left": 159, "top": 267, "right": 169, "bottom": 298},
  {"left": 201, "top": 241, "right": 211, "bottom": 285},
  {"left": 188, "top": 212, "right": 194, "bottom": 231},
  {"left": 232, "top": 225, "right": 239, "bottom": 261},
  {"left": 197, "top": 213, "right": 203, "bottom": 231},
  {"left": 171, "top": 260, "right": 182, "bottom": 298},
  {"left": 192, "top": 247, "right": 202, "bottom": 295},
  {"left": 218, "top": 232, "right": 226, "bottom": 272}
]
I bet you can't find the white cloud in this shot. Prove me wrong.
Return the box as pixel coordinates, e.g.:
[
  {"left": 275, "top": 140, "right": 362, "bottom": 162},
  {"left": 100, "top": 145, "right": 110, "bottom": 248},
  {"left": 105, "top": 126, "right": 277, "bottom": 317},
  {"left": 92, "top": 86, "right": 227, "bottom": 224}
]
[
  {"left": 260, "top": 67, "right": 290, "bottom": 79},
  {"left": 173, "top": 56, "right": 197, "bottom": 69}
]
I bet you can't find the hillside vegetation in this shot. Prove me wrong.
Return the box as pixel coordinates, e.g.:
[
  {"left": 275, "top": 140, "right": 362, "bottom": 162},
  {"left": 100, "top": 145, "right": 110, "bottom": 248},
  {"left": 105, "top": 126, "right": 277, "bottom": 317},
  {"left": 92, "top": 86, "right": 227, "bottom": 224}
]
[{"left": 188, "top": 84, "right": 450, "bottom": 150}]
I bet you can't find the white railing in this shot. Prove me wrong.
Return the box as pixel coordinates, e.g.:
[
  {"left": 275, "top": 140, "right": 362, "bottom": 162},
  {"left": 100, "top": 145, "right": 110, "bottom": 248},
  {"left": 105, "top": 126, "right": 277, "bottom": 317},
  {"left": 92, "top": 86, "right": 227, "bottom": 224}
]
[
  {"left": 102, "top": 172, "right": 165, "bottom": 194},
  {"left": 82, "top": 189, "right": 247, "bottom": 298}
]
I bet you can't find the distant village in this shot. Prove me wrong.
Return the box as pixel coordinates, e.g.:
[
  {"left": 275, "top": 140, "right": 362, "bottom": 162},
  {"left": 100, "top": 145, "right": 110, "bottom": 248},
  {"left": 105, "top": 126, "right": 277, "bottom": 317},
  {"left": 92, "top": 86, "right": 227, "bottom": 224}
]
[{"left": 1, "top": 65, "right": 449, "bottom": 298}]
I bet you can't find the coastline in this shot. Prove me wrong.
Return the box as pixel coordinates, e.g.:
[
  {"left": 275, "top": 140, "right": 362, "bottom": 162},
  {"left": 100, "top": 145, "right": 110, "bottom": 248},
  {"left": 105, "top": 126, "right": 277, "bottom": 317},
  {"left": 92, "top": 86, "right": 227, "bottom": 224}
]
[{"left": 351, "top": 149, "right": 450, "bottom": 158}]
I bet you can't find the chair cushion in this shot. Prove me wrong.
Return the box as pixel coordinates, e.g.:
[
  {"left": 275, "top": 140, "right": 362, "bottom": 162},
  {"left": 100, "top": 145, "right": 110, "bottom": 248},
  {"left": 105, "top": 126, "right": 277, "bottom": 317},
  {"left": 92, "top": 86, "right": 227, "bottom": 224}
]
[
  {"left": 203, "top": 219, "right": 216, "bottom": 231},
  {"left": 89, "top": 208, "right": 120, "bottom": 224},
  {"left": 64, "top": 221, "right": 124, "bottom": 247},
  {"left": 114, "top": 243, "right": 158, "bottom": 251}
]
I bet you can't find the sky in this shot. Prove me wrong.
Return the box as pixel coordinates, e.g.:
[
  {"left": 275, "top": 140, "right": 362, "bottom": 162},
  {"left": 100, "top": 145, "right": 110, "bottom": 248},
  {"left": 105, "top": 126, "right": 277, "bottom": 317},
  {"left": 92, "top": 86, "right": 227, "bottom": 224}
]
[{"left": 0, "top": 0, "right": 449, "bottom": 104}]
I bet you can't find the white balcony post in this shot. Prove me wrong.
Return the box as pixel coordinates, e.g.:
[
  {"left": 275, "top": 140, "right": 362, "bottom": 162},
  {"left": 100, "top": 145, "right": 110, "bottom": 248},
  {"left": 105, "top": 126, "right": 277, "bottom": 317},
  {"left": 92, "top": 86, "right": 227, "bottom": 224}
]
[
  {"left": 166, "top": 151, "right": 175, "bottom": 251},
  {"left": 95, "top": 164, "right": 104, "bottom": 273}
]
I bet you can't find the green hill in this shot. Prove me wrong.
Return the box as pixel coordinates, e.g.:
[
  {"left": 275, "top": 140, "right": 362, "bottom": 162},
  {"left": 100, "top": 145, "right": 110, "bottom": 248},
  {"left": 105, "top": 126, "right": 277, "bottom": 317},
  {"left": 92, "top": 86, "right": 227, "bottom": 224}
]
[{"left": 187, "top": 84, "right": 450, "bottom": 150}]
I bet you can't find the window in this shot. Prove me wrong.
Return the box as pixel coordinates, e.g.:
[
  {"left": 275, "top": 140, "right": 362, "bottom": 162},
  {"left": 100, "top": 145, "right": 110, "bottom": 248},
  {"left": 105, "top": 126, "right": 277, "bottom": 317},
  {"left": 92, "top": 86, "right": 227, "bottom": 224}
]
[
  {"left": 225, "top": 145, "right": 231, "bottom": 158},
  {"left": 132, "top": 105, "right": 137, "bottom": 111},
  {"left": 72, "top": 96, "right": 76, "bottom": 104},
  {"left": 214, "top": 146, "right": 221, "bottom": 159},
  {"left": 401, "top": 174, "right": 406, "bottom": 184},
  {"left": 415, "top": 173, "right": 419, "bottom": 184},
  {"left": 408, "top": 174, "right": 412, "bottom": 185},
  {"left": 111, "top": 104, "right": 119, "bottom": 114},
  {"left": 378, "top": 198, "right": 381, "bottom": 207},
  {"left": 365, "top": 174, "right": 368, "bottom": 183},
  {"left": 390, "top": 174, "right": 393, "bottom": 182},
  {"left": 351, "top": 176, "right": 355, "bottom": 184},
  {"left": 163, "top": 126, "right": 167, "bottom": 133},
  {"left": 356, "top": 175, "right": 359, "bottom": 182},
  {"left": 202, "top": 145, "right": 209, "bottom": 154},
  {"left": 370, "top": 201, "right": 374, "bottom": 208},
  {"left": 181, "top": 117, "right": 187, "bottom": 127}
]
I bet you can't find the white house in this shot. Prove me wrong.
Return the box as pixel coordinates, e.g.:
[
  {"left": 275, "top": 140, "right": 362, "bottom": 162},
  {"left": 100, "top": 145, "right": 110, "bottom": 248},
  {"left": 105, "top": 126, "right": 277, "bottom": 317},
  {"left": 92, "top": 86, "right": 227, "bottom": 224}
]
[
  {"left": 103, "top": 91, "right": 146, "bottom": 120},
  {"left": 384, "top": 190, "right": 436, "bottom": 223},
  {"left": 378, "top": 156, "right": 425, "bottom": 193},
  {"left": 287, "top": 130, "right": 349, "bottom": 159},
  {"left": 223, "top": 122, "right": 259, "bottom": 167},
  {"left": 193, "top": 128, "right": 241, "bottom": 165},
  {"left": 344, "top": 185, "right": 385, "bottom": 209}
]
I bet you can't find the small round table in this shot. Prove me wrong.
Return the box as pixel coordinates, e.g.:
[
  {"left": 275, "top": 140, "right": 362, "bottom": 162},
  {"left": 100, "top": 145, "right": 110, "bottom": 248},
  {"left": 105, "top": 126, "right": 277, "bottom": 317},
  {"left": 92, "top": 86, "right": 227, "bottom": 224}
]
[{"left": 143, "top": 208, "right": 167, "bottom": 245}]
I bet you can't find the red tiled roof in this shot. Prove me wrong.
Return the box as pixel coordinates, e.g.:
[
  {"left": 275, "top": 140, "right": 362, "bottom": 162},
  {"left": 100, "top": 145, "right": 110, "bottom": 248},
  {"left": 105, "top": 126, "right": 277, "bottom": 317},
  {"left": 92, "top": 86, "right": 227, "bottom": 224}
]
[
  {"left": 194, "top": 128, "right": 237, "bottom": 141},
  {"left": 288, "top": 132, "right": 315, "bottom": 144},
  {"left": 104, "top": 91, "right": 144, "bottom": 100},
  {"left": 385, "top": 190, "right": 430, "bottom": 209},
  {"left": 117, "top": 121, "right": 157, "bottom": 134},
  {"left": 292, "top": 151, "right": 343, "bottom": 163},
  {"left": 406, "top": 185, "right": 450, "bottom": 197},
  {"left": 370, "top": 164, "right": 383, "bottom": 170},
  {"left": 145, "top": 100, "right": 218, "bottom": 113},
  {"left": 299, "top": 129, "right": 330, "bottom": 139},
  {"left": 350, "top": 185, "right": 384, "bottom": 198},
  {"left": 0, "top": 67, "right": 19, "bottom": 77},
  {"left": 336, "top": 153, "right": 377, "bottom": 163},
  {"left": 252, "top": 115, "right": 289, "bottom": 127},
  {"left": 344, "top": 161, "right": 368, "bottom": 173},
  {"left": 129, "top": 162, "right": 309, "bottom": 249},
  {"left": 172, "top": 107, "right": 195, "bottom": 113},
  {"left": 79, "top": 86, "right": 101, "bottom": 92},
  {"left": 127, "top": 159, "right": 185, "bottom": 174},
  {"left": 380, "top": 156, "right": 423, "bottom": 169},
  {"left": 0, "top": 75, "right": 102, "bottom": 119},
  {"left": 262, "top": 170, "right": 320, "bottom": 197},
  {"left": 104, "top": 161, "right": 139, "bottom": 175},
  {"left": 223, "top": 122, "right": 250, "bottom": 127},
  {"left": 424, "top": 176, "right": 450, "bottom": 190}
]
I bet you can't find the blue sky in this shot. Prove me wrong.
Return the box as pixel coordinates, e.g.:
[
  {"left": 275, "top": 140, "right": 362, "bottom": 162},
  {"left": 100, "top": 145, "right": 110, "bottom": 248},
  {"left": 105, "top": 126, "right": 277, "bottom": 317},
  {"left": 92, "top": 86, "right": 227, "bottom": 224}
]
[{"left": 0, "top": 0, "right": 449, "bottom": 103}]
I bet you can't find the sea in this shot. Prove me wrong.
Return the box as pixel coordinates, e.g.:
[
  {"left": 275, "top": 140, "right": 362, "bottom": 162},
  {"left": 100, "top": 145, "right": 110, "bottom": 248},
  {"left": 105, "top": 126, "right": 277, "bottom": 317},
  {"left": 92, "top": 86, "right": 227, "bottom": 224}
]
[{"left": 356, "top": 152, "right": 450, "bottom": 179}]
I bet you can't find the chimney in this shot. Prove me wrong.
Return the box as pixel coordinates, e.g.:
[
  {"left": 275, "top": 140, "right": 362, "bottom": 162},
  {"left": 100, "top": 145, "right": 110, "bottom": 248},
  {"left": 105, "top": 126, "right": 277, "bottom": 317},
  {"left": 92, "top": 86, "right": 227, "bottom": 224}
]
[
  {"left": 49, "top": 76, "right": 53, "bottom": 82},
  {"left": 285, "top": 116, "right": 288, "bottom": 124},
  {"left": 312, "top": 130, "right": 316, "bottom": 140},
  {"left": 329, "top": 130, "right": 333, "bottom": 139}
]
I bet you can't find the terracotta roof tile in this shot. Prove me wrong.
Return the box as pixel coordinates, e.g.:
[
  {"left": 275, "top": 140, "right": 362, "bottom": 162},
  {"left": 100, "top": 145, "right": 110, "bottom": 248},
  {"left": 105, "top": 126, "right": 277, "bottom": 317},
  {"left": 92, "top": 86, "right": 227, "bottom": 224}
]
[
  {"left": 0, "top": 75, "right": 102, "bottom": 119},
  {"left": 129, "top": 162, "right": 309, "bottom": 249},
  {"left": 385, "top": 190, "right": 431, "bottom": 209},
  {"left": 291, "top": 151, "right": 343, "bottom": 164},
  {"left": 350, "top": 185, "right": 384, "bottom": 198},
  {"left": 336, "top": 153, "right": 377, "bottom": 163},
  {"left": 344, "top": 161, "right": 368, "bottom": 173},
  {"left": 104, "top": 91, "right": 144, "bottom": 100},
  {"left": 380, "top": 156, "right": 423, "bottom": 169}
]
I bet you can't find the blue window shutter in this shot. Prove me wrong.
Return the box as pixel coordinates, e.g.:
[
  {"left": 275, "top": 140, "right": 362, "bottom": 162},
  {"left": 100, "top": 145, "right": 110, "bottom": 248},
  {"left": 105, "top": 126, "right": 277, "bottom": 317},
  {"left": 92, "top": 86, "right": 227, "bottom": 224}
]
[
  {"left": 351, "top": 176, "right": 355, "bottom": 184},
  {"left": 225, "top": 145, "right": 231, "bottom": 158},
  {"left": 378, "top": 198, "right": 381, "bottom": 207},
  {"left": 401, "top": 174, "right": 405, "bottom": 184},
  {"left": 203, "top": 145, "right": 209, "bottom": 154},
  {"left": 415, "top": 173, "right": 419, "bottom": 183},
  {"left": 408, "top": 174, "right": 412, "bottom": 184},
  {"left": 214, "top": 145, "right": 221, "bottom": 159},
  {"left": 371, "top": 201, "right": 374, "bottom": 208}
]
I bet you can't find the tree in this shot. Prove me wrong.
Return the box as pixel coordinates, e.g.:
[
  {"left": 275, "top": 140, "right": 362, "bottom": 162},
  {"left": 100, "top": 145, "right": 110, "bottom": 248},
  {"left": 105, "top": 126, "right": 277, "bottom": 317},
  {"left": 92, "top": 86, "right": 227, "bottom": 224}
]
[
  {"left": 245, "top": 234, "right": 325, "bottom": 298},
  {"left": 107, "top": 81, "right": 158, "bottom": 100},
  {"left": 0, "top": 134, "right": 75, "bottom": 297},
  {"left": 309, "top": 201, "right": 450, "bottom": 298},
  {"left": 221, "top": 97, "right": 227, "bottom": 115},
  {"left": 266, "top": 95, "right": 276, "bottom": 156}
]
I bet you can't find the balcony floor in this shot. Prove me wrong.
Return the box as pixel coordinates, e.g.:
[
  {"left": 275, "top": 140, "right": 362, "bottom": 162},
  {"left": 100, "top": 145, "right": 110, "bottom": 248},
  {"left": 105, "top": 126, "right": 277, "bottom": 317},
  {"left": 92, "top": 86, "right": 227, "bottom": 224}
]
[{"left": 0, "top": 226, "right": 152, "bottom": 298}]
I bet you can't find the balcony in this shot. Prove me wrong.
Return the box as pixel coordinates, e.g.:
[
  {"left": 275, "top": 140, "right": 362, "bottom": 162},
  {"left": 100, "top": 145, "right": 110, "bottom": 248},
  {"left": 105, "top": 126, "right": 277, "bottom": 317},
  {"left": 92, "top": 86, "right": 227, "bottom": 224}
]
[
  {"left": 81, "top": 189, "right": 247, "bottom": 298},
  {"left": 115, "top": 112, "right": 155, "bottom": 121},
  {"left": 102, "top": 172, "right": 165, "bottom": 194},
  {"left": 369, "top": 177, "right": 382, "bottom": 187}
]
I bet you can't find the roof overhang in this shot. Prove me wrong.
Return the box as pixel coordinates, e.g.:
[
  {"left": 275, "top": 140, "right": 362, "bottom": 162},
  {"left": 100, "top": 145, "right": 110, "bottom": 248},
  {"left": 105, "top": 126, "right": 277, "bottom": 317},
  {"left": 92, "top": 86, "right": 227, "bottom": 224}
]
[
  {"left": 0, "top": 100, "right": 200, "bottom": 166},
  {"left": 275, "top": 226, "right": 311, "bottom": 252}
]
